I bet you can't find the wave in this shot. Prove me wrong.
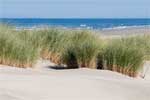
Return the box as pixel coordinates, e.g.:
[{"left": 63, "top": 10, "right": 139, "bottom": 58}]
[
  {"left": 102, "top": 25, "right": 150, "bottom": 31},
  {"left": 8, "top": 23, "right": 150, "bottom": 31}
]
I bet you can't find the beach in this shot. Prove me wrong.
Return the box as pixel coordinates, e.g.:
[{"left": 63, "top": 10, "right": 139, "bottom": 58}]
[
  {"left": 99, "top": 26, "right": 150, "bottom": 38},
  {"left": 0, "top": 26, "right": 150, "bottom": 100},
  {"left": 0, "top": 59, "right": 150, "bottom": 100},
  {"left": 1, "top": 0, "right": 150, "bottom": 99}
]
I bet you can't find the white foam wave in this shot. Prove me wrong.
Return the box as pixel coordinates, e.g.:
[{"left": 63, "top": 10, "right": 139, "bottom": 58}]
[{"left": 102, "top": 25, "right": 150, "bottom": 30}]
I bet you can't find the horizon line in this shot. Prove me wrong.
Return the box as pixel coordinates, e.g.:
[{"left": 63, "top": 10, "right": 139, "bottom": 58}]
[{"left": 0, "top": 18, "right": 150, "bottom": 19}]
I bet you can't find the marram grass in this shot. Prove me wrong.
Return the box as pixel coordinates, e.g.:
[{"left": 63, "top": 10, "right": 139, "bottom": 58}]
[
  {"left": 0, "top": 26, "right": 40, "bottom": 68},
  {"left": 60, "top": 30, "right": 103, "bottom": 69},
  {"left": 0, "top": 25, "right": 149, "bottom": 77},
  {"left": 103, "top": 38, "right": 145, "bottom": 77}
]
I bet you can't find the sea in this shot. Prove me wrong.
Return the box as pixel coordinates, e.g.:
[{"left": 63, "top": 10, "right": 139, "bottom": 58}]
[{"left": 0, "top": 18, "right": 150, "bottom": 30}]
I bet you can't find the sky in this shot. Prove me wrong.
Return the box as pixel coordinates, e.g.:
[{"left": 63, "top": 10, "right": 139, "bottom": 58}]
[{"left": 0, "top": 0, "right": 150, "bottom": 18}]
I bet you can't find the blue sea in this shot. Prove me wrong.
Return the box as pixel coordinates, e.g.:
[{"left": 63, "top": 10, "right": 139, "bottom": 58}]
[{"left": 0, "top": 18, "right": 150, "bottom": 30}]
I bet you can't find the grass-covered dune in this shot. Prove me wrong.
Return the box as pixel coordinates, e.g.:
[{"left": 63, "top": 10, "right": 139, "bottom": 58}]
[
  {"left": 0, "top": 25, "right": 40, "bottom": 67},
  {"left": 0, "top": 25, "right": 150, "bottom": 77}
]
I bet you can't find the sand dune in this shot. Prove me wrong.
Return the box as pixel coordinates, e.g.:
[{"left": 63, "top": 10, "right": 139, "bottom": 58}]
[{"left": 0, "top": 60, "right": 150, "bottom": 100}]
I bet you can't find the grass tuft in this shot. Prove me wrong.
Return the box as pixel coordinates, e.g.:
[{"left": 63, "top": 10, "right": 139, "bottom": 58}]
[{"left": 0, "top": 25, "right": 149, "bottom": 78}]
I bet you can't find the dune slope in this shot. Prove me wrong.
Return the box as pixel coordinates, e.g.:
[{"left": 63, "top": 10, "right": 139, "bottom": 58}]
[{"left": 0, "top": 61, "right": 150, "bottom": 100}]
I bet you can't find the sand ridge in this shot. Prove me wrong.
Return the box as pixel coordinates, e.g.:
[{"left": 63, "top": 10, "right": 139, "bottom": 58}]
[{"left": 0, "top": 59, "right": 150, "bottom": 100}]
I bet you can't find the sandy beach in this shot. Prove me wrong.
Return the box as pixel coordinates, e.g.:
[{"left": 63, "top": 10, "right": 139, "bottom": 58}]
[
  {"left": 0, "top": 59, "right": 150, "bottom": 100},
  {"left": 1, "top": 0, "right": 150, "bottom": 99},
  {"left": 0, "top": 27, "right": 150, "bottom": 100},
  {"left": 99, "top": 26, "right": 150, "bottom": 38}
]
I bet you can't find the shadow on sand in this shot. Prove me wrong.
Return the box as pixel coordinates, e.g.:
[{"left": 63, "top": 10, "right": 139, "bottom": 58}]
[{"left": 47, "top": 65, "right": 78, "bottom": 70}]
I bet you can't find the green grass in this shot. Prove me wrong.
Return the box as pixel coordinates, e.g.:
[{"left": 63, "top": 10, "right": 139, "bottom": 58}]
[
  {"left": 0, "top": 25, "right": 149, "bottom": 77},
  {"left": 60, "top": 30, "right": 103, "bottom": 68},
  {"left": 61, "top": 45, "right": 78, "bottom": 68},
  {"left": 122, "top": 35, "right": 150, "bottom": 60},
  {"left": 36, "top": 28, "right": 70, "bottom": 64},
  {"left": 103, "top": 38, "right": 145, "bottom": 77},
  {"left": 0, "top": 26, "right": 40, "bottom": 67}
]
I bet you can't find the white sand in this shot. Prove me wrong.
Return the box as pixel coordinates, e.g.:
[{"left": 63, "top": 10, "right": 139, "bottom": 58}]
[
  {"left": 142, "top": 61, "right": 150, "bottom": 80},
  {"left": 0, "top": 60, "right": 150, "bottom": 100},
  {"left": 99, "top": 26, "right": 150, "bottom": 38}
]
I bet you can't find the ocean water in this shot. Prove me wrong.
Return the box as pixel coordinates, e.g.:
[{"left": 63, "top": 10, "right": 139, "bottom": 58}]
[{"left": 0, "top": 18, "right": 150, "bottom": 30}]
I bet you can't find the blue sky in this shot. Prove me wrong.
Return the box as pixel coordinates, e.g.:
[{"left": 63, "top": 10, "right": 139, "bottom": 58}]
[{"left": 0, "top": 0, "right": 150, "bottom": 18}]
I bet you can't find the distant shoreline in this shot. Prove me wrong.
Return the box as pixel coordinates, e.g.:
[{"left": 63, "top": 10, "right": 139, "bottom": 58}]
[
  {"left": 1, "top": 18, "right": 150, "bottom": 30},
  {"left": 98, "top": 26, "right": 150, "bottom": 37},
  {"left": 14, "top": 25, "right": 150, "bottom": 37}
]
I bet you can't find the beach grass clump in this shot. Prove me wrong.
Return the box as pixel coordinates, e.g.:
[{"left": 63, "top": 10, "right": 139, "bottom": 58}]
[
  {"left": 0, "top": 24, "right": 148, "bottom": 76},
  {"left": 0, "top": 26, "right": 40, "bottom": 67},
  {"left": 75, "top": 38, "right": 100, "bottom": 68},
  {"left": 96, "top": 39, "right": 108, "bottom": 69},
  {"left": 61, "top": 30, "right": 103, "bottom": 69},
  {"left": 103, "top": 38, "right": 144, "bottom": 77},
  {"left": 61, "top": 45, "right": 78, "bottom": 68},
  {"left": 123, "top": 35, "right": 150, "bottom": 60},
  {"left": 35, "top": 28, "right": 69, "bottom": 64}
]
